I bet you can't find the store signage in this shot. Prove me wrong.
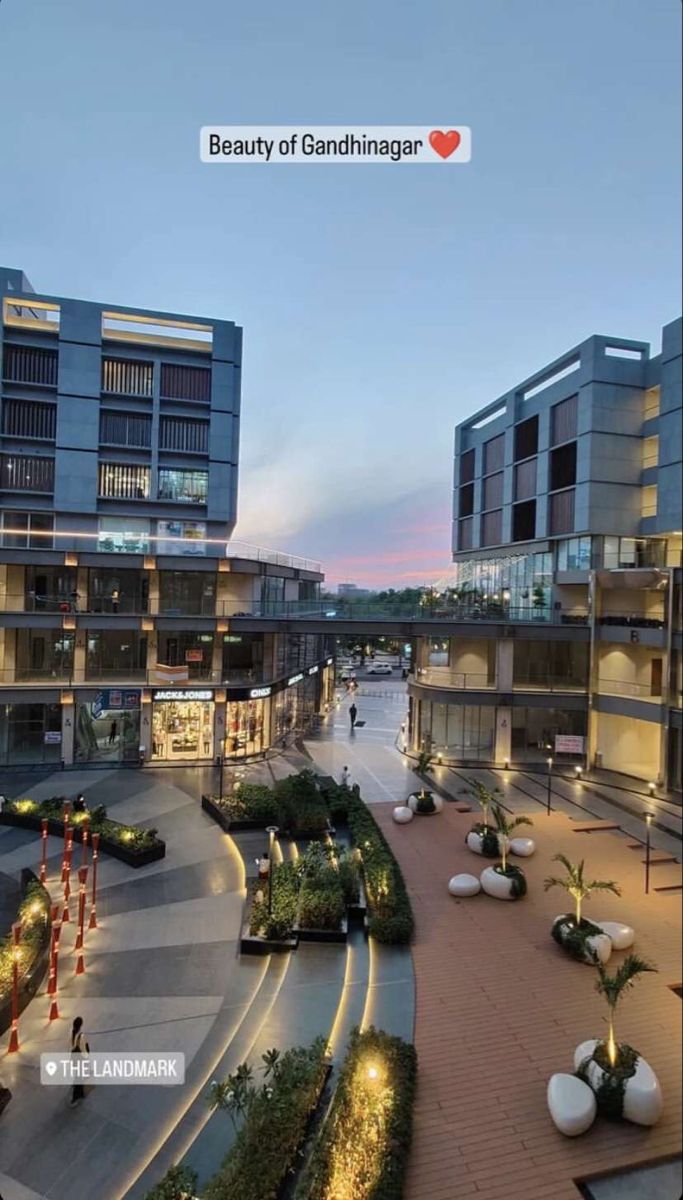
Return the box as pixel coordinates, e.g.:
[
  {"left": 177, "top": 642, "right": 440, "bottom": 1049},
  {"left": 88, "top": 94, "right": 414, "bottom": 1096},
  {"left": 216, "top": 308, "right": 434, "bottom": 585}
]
[
  {"left": 326, "top": 657, "right": 334, "bottom": 666},
  {"left": 287, "top": 672, "right": 304, "bottom": 687},
  {"left": 44, "top": 731, "right": 62, "bottom": 745},
  {"left": 185, "top": 649, "right": 204, "bottom": 662},
  {"left": 152, "top": 689, "right": 213, "bottom": 702},
  {"left": 307, "top": 664, "right": 319, "bottom": 675},
  {"left": 249, "top": 686, "right": 272, "bottom": 699},
  {"left": 92, "top": 689, "right": 141, "bottom": 717},
  {"left": 555, "top": 735, "right": 584, "bottom": 754}
]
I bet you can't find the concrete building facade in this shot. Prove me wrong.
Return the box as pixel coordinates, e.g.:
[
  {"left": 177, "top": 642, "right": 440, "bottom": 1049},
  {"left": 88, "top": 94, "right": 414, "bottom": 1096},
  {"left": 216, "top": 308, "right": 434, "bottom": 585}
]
[
  {"left": 409, "top": 318, "right": 683, "bottom": 796},
  {"left": 0, "top": 267, "right": 333, "bottom": 767}
]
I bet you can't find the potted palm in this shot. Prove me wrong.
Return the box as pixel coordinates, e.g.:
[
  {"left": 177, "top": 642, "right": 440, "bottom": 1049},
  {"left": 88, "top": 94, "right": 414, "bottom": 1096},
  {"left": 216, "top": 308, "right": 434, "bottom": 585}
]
[
  {"left": 480, "top": 806, "right": 533, "bottom": 900},
  {"left": 544, "top": 855, "right": 620, "bottom": 964},
  {"left": 574, "top": 955, "right": 662, "bottom": 1126},
  {"left": 460, "top": 779, "right": 505, "bottom": 857}
]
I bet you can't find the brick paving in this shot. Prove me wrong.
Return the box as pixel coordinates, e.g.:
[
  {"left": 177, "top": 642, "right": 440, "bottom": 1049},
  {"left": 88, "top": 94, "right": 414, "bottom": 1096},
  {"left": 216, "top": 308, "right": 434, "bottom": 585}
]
[{"left": 375, "top": 803, "right": 682, "bottom": 1200}]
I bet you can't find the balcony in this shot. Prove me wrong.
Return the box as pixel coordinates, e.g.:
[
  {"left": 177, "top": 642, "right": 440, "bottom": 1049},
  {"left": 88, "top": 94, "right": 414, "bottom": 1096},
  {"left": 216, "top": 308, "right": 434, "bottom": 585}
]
[
  {"left": 597, "top": 677, "right": 663, "bottom": 702},
  {"left": 598, "top": 613, "right": 665, "bottom": 630},
  {"left": 414, "top": 668, "right": 494, "bottom": 689}
]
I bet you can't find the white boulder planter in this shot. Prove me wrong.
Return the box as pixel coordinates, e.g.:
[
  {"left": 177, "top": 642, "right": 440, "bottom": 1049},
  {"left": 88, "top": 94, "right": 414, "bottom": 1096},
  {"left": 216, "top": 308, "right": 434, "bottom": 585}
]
[
  {"left": 547, "top": 1073, "right": 597, "bottom": 1136},
  {"left": 392, "top": 805, "right": 414, "bottom": 824},
  {"left": 552, "top": 916, "right": 613, "bottom": 965},
  {"left": 448, "top": 873, "right": 481, "bottom": 898},
  {"left": 595, "top": 921, "right": 635, "bottom": 950},
  {"left": 408, "top": 792, "right": 443, "bottom": 815},
  {"left": 480, "top": 864, "right": 527, "bottom": 901},
  {"left": 466, "top": 829, "right": 509, "bottom": 858},
  {"left": 574, "top": 1039, "right": 663, "bottom": 1127},
  {"left": 510, "top": 836, "right": 536, "bottom": 858}
]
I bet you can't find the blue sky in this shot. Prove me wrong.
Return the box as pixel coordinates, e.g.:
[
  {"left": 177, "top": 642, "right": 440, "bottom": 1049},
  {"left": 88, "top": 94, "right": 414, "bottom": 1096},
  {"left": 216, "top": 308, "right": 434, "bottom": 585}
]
[{"left": 1, "top": 0, "right": 681, "bottom": 586}]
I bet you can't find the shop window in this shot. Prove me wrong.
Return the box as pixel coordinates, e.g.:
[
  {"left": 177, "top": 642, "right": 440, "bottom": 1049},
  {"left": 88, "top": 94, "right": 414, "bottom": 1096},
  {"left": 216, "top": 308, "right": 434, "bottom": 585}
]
[
  {"left": 0, "top": 702, "right": 62, "bottom": 765},
  {"left": 85, "top": 631, "right": 147, "bottom": 680},
  {"left": 159, "top": 570, "right": 216, "bottom": 615},
  {"left": 25, "top": 566, "right": 76, "bottom": 611},
  {"left": 152, "top": 698, "right": 214, "bottom": 760},
  {"left": 158, "top": 633, "right": 214, "bottom": 679},
  {"left": 550, "top": 442, "right": 577, "bottom": 491},
  {"left": 75, "top": 695, "right": 140, "bottom": 763},
  {"left": 514, "top": 416, "right": 538, "bottom": 462},
  {"left": 15, "top": 630, "right": 74, "bottom": 680},
  {"left": 89, "top": 569, "right": 149, "bottom": 614}
]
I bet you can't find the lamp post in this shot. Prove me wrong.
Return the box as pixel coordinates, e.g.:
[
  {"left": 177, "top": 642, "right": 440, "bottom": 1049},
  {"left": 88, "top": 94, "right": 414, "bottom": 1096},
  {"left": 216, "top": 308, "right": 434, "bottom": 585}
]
[
  {"left": 47, "top": 905, "right": 62, "bottom": 1021},
  {"left": 81, "top": 816, "right": 89, "bottom": 869},
  {"left": 62, "top": 830, "right": 74, "bottom": 922},
  {"left": 88, "top": 832, "right": 100, "bottom": 930},
  {"left": 644, "top": 813, "right": 653, "bottom": 896},
  {"left": 218, "top": 753, "right": 225, "bottom": 802},
  {"left": 75, "top": 866, "right": 88, "bottom": 974},
  {"left": 546, "top": 757, "right": 553, "bottom": 815},
  {"left": 8, "top": 921, "right": 22, "bottom": 1053},
  {"left": 265, "top": 825, "right": 279, "bottom": 917},
  {"left": 40, "top": 818, "right": 49, "bottom": 884}
]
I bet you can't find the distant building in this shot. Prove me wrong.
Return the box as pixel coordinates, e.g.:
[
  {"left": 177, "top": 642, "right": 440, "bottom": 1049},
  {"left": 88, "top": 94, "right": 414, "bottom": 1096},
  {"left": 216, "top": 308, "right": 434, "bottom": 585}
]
[{"left": 337, "top": 583, "right": 371, "bottom": 598}]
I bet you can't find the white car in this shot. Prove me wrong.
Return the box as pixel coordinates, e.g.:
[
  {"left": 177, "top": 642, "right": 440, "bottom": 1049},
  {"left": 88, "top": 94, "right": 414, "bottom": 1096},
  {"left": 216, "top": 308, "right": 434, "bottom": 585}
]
[{"left": 366, "top": 662, "right": 393, "bottom": 675}]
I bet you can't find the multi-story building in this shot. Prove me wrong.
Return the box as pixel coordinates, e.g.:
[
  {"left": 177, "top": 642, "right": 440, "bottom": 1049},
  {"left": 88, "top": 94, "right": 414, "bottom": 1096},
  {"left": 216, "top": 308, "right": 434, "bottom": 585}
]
[
  {"left": 0, "top": 267, "right": 333, "bottom": 767},
  {"left": 409, "top": 318, "right": 682, "bottom": 795}
]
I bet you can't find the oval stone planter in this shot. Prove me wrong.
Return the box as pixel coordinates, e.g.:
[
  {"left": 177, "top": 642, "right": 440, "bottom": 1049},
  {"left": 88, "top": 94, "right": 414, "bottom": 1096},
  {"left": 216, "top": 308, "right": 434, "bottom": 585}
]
[
  {"left": 480, "top": 864, "right": 527, "bottom": 901},
  {"left": 574, "top": 1039, "right": 663, "bottom": 1127},
  {"left": 466, "top": 829, "right": 508, "bottom": 858},
  {"left": 552, "top": 915, "right": 612, "bottom": 965},
  {"left": 408, "top": 792, "right": 443, "bottom": 815},
  {"left": 392, "top": 806, "right": 414, "bottom": 824},
  {"left": 547, "top": 1073, "right": 597, "bottom": 1136},
  {"left": 448, "top": 873, "right": 481, "bottom": 897},
  {"left": 595, "top": 920, "right": 635, "bottom": 950}
]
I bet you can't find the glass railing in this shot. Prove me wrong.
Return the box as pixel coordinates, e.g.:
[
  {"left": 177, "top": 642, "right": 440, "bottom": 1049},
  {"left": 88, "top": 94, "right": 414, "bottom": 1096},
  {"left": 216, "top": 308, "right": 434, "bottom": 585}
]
[
  {"left": 597, "top": 677, "right": 663, "bottom": 701},
  {"left": 598, "top": 613, "right": 665, "bottom": 629},
  {"left": 413, "top": 668, "right": 494, "bottom": 689}
]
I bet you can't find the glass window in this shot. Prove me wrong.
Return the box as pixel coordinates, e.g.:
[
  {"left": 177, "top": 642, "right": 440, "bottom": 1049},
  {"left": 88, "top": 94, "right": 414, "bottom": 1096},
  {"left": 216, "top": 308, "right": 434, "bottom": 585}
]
[
  {"left": 157, "top": 519, "right": 207, "bottom": 555},
  {"left": 159, "top": 571, "right": 216, "bottom": 615},
  {"left": 157, "top": 632, "right": 214, "bottom": 679},
  {"left": 85, "top": 631, "right": 147, "bottom": 680},
  {"left": 158, "top": 468, "right": 208, "bottom": 504},
  {"left": 557, "top": 537, "right": 591, "bottom": 571},
  {"left": 97, "top": 518, "right": 150, "bottom": 554},
  {"left": 98, "top": 462, "right": 150, "bottom": 500},
  {"left": 0, "top": 702, "right": 62, "bottom": 765},
  {"left": 15, "top": 631, "right": 74, "bottom": 680},
  {"left": 75, "top": 699, "right": 141, "bottom": 763},
  {"left": 1, "top": 510, "right": 54, "bottom": 549}
]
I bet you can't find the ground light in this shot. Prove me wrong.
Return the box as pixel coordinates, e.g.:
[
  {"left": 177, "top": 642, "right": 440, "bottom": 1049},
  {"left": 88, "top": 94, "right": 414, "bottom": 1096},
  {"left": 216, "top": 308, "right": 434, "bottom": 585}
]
[
  {"left": 266, "top": 826, "right": 279, "bottom": 916},
  {"left": 648, "top": 781, "right": 656, "bottom": 798},
  {"left": 546, "top": 757, "right": 553, "bottom": 815},
  {"left": 575, "top": 766, "right": 582, "bottom": 780}
]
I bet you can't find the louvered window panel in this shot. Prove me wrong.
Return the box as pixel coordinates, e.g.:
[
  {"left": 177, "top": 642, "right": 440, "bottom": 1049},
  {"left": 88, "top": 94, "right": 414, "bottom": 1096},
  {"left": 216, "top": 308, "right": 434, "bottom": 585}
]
[
  {"left": 101, "top": 357, "right": 154, "bottom": 397},
  {"left": 2, "top": 399, "right": 56, "bottom": 440},
  {"left": 549, "top": 489, "right": 575, "bottom": 535},
  {"left": 159, "top": 416, "right": 209, "bottom": 453},
  {"left": 1, "top": 454, "right": 54, "bottom": 492},
  {"left": 98, "top": 462, "right": 151, "bottom": 500},
  {"left": 160, "top": 363, "right": 211, "bottom": 402},
  {"left": 551, "top": 395, "right": 578, "bottom": 445},
  {"left": 480, "top": 509, "right": 503, "bottom": 547},
  {"left": 99, "top": 410, "right": 152, "bottom": 448},
  {"left": 2, "top": 344, "right": 58, "bottom": 386}
]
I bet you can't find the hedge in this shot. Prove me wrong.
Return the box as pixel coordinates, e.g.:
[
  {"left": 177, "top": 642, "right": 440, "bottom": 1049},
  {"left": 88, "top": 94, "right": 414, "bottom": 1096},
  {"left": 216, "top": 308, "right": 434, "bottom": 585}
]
[
  {"left": 321, "top": 781, "right": 414, "bottom": 944},
  {"left": 295, "top": 1026, "right": 417, "bottom": 1200},
  {"left": 274, "top": 770, "right": 330, "bottom": 834},
  {"left": 0, "top": 877, "right": 51, "bottom": 1010},
  {"left": 249, "top": 861, "right": 300, "bottom": 941},
  {"left": 4, "top": 796, "right": 161, "bottom": 853},
  {"left": 207, "top": 784, "right": 279, "bottom": 827},
  {"left": 202, "top": 1038, "right": 329, "bottom": 1200},
  {"left": 143, "top": 1164, "right": 197, "bottom": 1200}
]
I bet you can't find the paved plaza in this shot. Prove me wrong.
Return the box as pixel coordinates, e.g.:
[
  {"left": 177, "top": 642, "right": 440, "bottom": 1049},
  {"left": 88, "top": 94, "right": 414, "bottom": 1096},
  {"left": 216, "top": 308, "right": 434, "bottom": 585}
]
[{"left": 0, "top": 682, "right": 680, "bottom": 1200}]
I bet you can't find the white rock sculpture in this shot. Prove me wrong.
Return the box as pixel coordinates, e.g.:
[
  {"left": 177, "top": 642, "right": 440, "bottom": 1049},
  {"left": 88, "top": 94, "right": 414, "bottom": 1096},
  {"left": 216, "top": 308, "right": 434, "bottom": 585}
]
[
  {"left": 480, "top": 865, "right": 525, "bottom": 901},
  {"left": 392, "top": 806, "right": 414, "bottom": 824},
  {"left": 547, "top": 1073, "right": 597, "bottom": 1136},
  {"left": 595, "top": 921, "right": 635, "bottom": 950},
  {"left": 510, "top": 836, "right": 536, "bottom": 857},
  {"left": 448, "top": 873, "right": 481, "bottom": 897}
]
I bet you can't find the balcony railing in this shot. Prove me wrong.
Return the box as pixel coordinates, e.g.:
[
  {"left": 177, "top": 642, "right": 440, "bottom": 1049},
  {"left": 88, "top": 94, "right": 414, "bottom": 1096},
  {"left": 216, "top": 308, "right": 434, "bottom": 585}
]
[
  {"left": 598, "top": 613, "right": 665, "bottom": 629},
  {"left": 597, "top": 677, "right": 663, "bottom": 701},
  {"left": 0, "top": 664, "right": 318, "bottom": 688},
  {"left": 512, "top": 675, "right": 587, "bottom": 692},
  {"left": 414, "top": 668, "right": 493, "bottom": 689}
]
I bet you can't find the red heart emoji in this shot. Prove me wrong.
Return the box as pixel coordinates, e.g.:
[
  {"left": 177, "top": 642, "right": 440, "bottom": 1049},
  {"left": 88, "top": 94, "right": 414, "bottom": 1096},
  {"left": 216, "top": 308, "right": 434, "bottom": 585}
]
[{"left": 429, "top": 129, "right": 461, "bottom": 159}]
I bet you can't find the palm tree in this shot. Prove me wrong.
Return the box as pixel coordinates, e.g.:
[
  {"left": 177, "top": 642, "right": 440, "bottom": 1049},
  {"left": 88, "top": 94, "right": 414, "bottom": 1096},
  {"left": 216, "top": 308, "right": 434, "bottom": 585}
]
[
  {"left": 460, "top": 778, "right": 502, "bottom": 831},
  {"left": 595, "top": 954, "right": 657, "bottom": 1067},
  {"left": 544, "top": 854, "right": 621, "bottom": 925},
  {"left": 491, "top": 804, "right": 533, "bottom": 872}
]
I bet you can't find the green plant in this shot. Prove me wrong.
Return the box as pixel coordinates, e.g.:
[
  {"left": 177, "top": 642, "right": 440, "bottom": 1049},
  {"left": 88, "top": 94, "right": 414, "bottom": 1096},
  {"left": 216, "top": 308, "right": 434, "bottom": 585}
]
[
  {"left": 494, "top": 862, "right": 527, "bottom": 898},
  {"left": 275, "top": 771, "right": 330, "bottom": 834},
  {"left": 337, "top": 851, "right": 361, "bottom": 906},
  {"left": 0, "top": 879, "right": 51, "bottom": 1001},
  {"left": 249, "top": 861, "right": 299, "bottom": 940},
  {"left": 576, "top": 1042, "right": 639, "bottom": 1122},
  {"left": 215, "top": 783, "right": 279, "bottom": 825},
  {"left": 416, "top": 747, "right": 433, "bottom": 774},
  {"left": 143, "top": 1163, "right": 198, "bottom": 1200},
  {"left": 595, "top": 953, "right": 657, "bottom": 1069},
  {"left": 299, "top": 880, "right": 345, "bottom": 931},
  {"left": 5, "top": 797, "right": 161, "bottom": 851},
  {"left": 295, "top": 1026, "right": 417, "bottom": 1200},
  {"left": 532, "top": 583, "right": 546, "bottom": 610},
  {"left": 491, "top": 804, "right": 533, "bottom": 872},
  {"left": 203, "top": 1038, "right": 329, "bottom": 1200},
  {"left": 544, "top": 854, "right": 621, "bottom": 924},
  {"left": 551, "top": 915, "right": 606, "bottom": 962},
  {"left": 459, "top": 778, "right": 502, "bottom": 830}
]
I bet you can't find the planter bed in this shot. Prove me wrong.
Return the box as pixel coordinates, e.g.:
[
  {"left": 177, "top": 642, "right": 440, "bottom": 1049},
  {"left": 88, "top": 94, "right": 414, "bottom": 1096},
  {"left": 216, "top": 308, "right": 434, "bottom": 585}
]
[
  {"left": 0, "top": 809, "right": 165, "bottom": 868},
  {"left": 240, "top": 924, "right": 298, "bottom": 955},
  {"left": 0, "top": 870, "right": 52, "bottom": 1038},
  {"left": 296, "top": 917, "right": 349, "bottom": 945},
  {"left": 201, "top": 794, "right": 264, "bottom": 833}
]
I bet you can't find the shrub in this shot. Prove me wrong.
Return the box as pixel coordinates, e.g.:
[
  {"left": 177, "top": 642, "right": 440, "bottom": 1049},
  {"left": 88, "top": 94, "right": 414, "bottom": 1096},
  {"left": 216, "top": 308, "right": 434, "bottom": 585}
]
[
  {"left": 299, "top": 870, "right": 345, "bottom": 931},
  {"left": 143, "top": 1164, "right": 198, "bottom": 1200},
  {"left": 4, "top": 797, "right": 160, "bottom": 851},
  {"left": 275, "top": 770, "right": 330, "bottom": 834},
  {"left": 249, "top": 861, "right": 299, "bottom": 941},
  {"left": 0, "top": 879, "right": 51, "bottom": 1002},
  {"left": 337, "top": 851, "right": 361, "bottom": 906},
  {"left": 213, "top": 784, "right": 279, "bottom": 826},
  {"left": 319, "top": 781, "right": 414, "bottom": 945},
  {"left": 203, "top": 1038, "right": 329, "bottom": 1200},
  {"left": 296, "top": 1026, "right": 417, "bottom": 1200}
]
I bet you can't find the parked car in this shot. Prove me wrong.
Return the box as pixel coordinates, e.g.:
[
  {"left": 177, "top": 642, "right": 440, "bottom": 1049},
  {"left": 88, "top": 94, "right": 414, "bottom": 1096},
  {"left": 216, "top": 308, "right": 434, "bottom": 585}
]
[
  {"left": 339, "top": 667, "right": 357, "bottom": 681},
  {"left": 366, "top": 663, "right": 393, "bottom": 675}
]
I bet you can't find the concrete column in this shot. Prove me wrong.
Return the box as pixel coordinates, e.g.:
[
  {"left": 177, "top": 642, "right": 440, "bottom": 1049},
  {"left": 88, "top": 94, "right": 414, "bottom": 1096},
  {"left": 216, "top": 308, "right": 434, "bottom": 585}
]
[
  {"left": 495, "top": 639, "right": 514, "bottom": 690},
  {"left": 214, "top": 699, "right": 226, "bottom": 758},
  {"left": 61, "top": 700, "right": 75, "bottom": 765},
  {"left": 1, "top": 628, "right": 16, "bottom": 684},
  {"left": 146, "top": 630, "right": 158, "bottom": 678},
  {"left": 76, "top": 566, "right": 88, "bottom": 609},
  {"left": 148, "top": 571, "right": 159, "bottom": 615},
  {"left": 211, "top": 636, "right": 223, "bottom": 683},
  {"left": 140, "top": 700, "right": 153, "bottom": 758},
  {"left": 495, "top": 707, "right": 512, "bottom": 765}
]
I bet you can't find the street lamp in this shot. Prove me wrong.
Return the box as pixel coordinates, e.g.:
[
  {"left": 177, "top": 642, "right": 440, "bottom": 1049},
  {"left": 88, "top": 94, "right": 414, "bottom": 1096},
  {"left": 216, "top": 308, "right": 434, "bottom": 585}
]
[
  {"left": 265, "top": 825, "right": 279, "bottom": 917},
  {"left": 546, "top": 757, "right": 553, "bottom": 815},
  {"left": 644, "top": 813, "right": 653, "bottom": 895},
  {"left": 217, "top": 753, "right": 225, "bottom": 802}
]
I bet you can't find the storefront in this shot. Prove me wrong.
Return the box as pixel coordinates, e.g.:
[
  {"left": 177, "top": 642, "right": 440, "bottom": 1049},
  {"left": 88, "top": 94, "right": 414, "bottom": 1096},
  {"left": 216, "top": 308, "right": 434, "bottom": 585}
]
[
  {"left": 151, "top": 688, "right": 215, "bottom": 761},
  {"left": 0, "top": 699, "right": 62, "bottom": 766},
  {"left": 224, "top": 692, "right": 270, "bottom": 758},
  {"left": 75, "top": 688, "right": 141, "bottom": 764}
]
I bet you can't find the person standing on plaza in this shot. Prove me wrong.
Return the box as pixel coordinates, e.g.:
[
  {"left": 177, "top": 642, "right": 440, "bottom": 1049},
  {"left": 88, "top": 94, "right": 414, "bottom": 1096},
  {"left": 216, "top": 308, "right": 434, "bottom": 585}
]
[
  {"left": 349, "top": 703, "right": 357, "bottom": 730},
  {"left": 69, "top": 1016, "right": 89, "bottom": 1107},
  {"left": 341, "top": 765, "right": 350, "bottom": 787}
]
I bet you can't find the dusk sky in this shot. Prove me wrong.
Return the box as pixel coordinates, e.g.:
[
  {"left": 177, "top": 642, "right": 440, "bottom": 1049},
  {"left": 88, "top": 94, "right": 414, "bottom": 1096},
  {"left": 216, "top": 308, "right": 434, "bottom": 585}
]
[{"left": 1, "top": 1, "right": 681, "bottom": 588}]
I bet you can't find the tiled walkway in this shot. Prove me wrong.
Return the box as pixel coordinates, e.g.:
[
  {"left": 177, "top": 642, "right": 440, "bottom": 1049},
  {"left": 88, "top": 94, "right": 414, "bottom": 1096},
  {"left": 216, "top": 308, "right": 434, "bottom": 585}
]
[{"left": 374, "top": 801, "right": 682, "bottom": 1200}]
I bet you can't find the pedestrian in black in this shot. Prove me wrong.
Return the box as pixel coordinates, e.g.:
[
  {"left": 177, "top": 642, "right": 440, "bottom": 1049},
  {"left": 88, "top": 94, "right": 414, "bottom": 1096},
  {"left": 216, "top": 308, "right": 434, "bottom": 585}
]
[
  {"left": 349, "top": 703, "right": 358, "bottom": 730},
  {"left": 108, "top": 720, "right": 118, "bottom": 745},
  {"left": 69, "top": 1016, "right": 89, "bottom": 1107}
]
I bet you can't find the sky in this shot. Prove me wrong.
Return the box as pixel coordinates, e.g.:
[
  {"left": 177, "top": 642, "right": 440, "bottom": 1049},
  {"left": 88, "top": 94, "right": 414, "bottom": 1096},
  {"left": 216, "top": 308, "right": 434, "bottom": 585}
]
[{"left": 0, "top": 0, "right": 681, "bottom": 589}]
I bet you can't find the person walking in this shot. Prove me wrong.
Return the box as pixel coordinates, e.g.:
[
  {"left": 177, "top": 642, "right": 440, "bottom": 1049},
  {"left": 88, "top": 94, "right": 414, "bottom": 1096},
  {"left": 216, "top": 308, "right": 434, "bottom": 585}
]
[
  {"left": 69, "top": 1016, "right": 89, "bottom": 1107},
  {"left": 340, "top": 765, "right": 350, "bottom": 787},
  {"left": 108, "top": 720, "right": 118, "bottom": 745},
  {"left": 111, "top": 587, "right": 120, "bottom": 614},
  {"left": 349, "top": 703, "right": 357, "bottom": 730}
]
